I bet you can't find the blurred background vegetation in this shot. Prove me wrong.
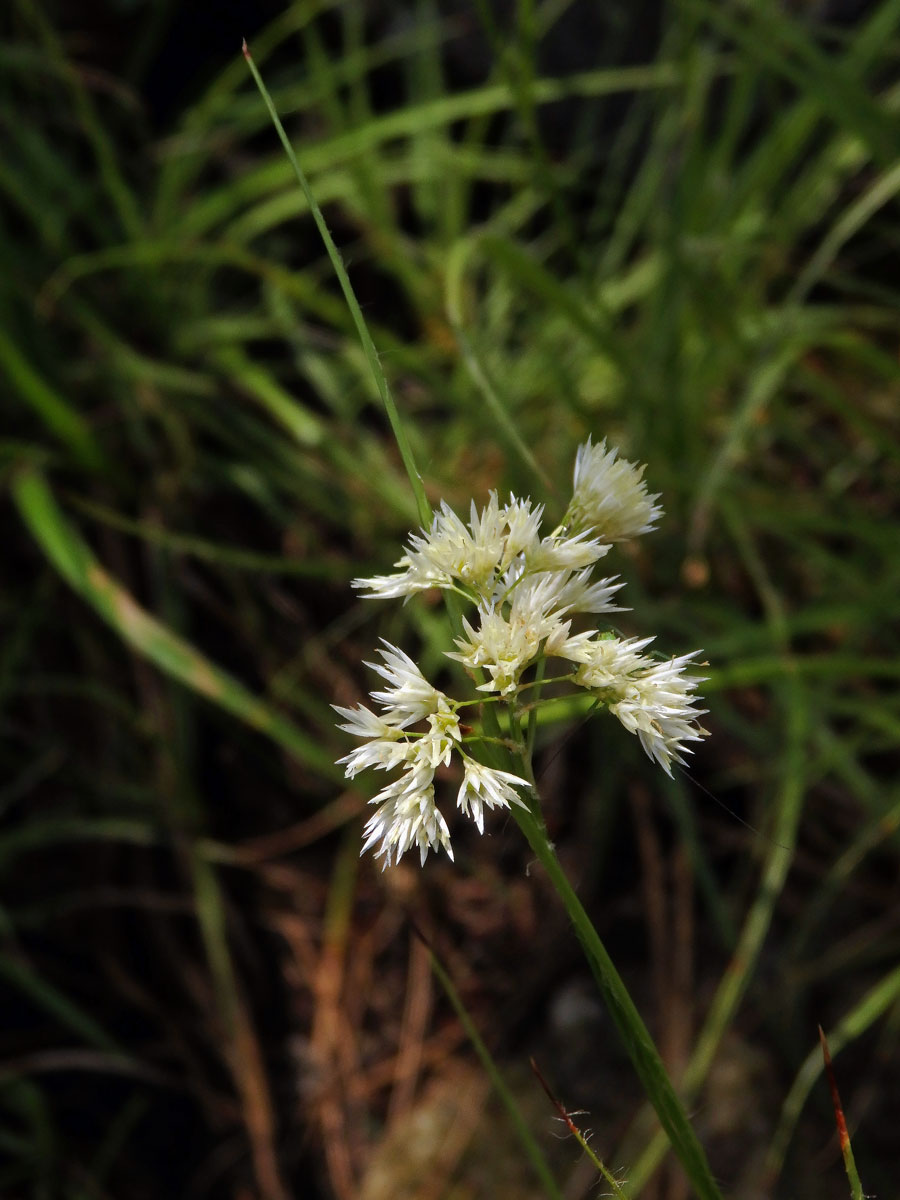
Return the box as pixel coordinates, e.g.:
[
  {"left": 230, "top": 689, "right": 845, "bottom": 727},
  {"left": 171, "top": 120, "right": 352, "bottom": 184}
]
[{"left": 2, "top": 0, "right": 900, "bottom": 1196}]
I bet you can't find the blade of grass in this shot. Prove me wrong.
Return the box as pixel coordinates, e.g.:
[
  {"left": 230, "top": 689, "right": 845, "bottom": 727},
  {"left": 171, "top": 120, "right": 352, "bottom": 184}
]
[
  {"left": 11, "top": 468, "right": 339, "bottom": 776},
  {"left": 764, "top": 964, "right": 900, "bottom": 1185},
  {"left": 14, "top": 0, "right": 144, "bottom": 239},
  {"left": 414, "top": 925, "right": 564, "bottom": 1200},
  {"left": 820, "top": 1026, "right": 864, "bottom": 1200},
  {"left": 622, "top": 497, "right": 809, "bottom": 1191},
  {"left": 242, "top": 39, "right": 431, "bottom": 530},
  {"left": 787, "top": 158, "right": 900, "bottom": 307},
  {"left": 0, "top": 954, "right": 125, "bottom": 1058},
  {"left": 0, "top": 329, "right": 107, "bottom": 472},
  {"left": 153, "top": 0, "right": 343, "bottom": 224},
  {"left": 65, "top": 493, "right": 348, "bottom": 577},
  {"left": 83, "top": 1093, "right": 147, "bottom": 1197},
  {"left": 445, "top": 237, "right": 552, "bottom": 489},
  {"left": 0, "top": 817, "right": 159, "bottom": 872},
  {"left": 189, "top": 847, "right": 289, "bottom": 1200},
  {"left": 212, "top": 345, "right": 324, "bottom": 447},
  {"left": 511, "top": 799, "right": 724, "bottom": 1200},
  {"left": 184, "top": 62, "right": 681, "bottom": 242}
]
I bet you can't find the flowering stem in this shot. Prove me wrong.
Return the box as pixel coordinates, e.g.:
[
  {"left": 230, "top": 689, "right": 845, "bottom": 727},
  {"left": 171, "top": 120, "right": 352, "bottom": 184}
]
[
  {"left": 524, "top": 658, "right": 547, "bottom": 760},
  {"left": 510, "top": 797, "right": 723, "bottom": 1200}
]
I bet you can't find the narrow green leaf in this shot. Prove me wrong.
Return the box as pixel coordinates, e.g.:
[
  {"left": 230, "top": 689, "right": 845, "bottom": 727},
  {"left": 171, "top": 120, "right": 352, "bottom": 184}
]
[
  {"left": 0, "top": 954, "right": 124, "bottom": 1057},
  {"left": 0, "top": 329, "right": 106, "bottom": 471},
  {"left": 423, "top": 931, "right": 564, "bottom": 1200},
  {"left": 512, "top": 804, "right": 724, "bottom": 1200},
  {"left": 242, "top": 40, "right": 431, "bottom": 530},
  {"left": 11, "top": 469, "right": 340, "bottom": 776}
]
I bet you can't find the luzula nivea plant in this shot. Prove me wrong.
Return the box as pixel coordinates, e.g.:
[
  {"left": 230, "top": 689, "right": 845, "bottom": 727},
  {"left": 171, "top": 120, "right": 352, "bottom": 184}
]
[
  {"left": 335, "top": 439, "right": 708, "bottom": 868},
  {"left": 242, "top": 51, "right": 724, "bottom": 1197}
]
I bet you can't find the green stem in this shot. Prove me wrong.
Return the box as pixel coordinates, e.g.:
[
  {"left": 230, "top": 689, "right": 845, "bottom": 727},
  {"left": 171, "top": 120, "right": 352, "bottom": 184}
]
[
  {"left": 425, "top": 941, "right": 563, "bottom": 1199},
  {"left": 511, "top": 800, "right": 723, "bottom": 1200},
  {"left": 242, "top": 41, "right": 431, "bottom": 530}
]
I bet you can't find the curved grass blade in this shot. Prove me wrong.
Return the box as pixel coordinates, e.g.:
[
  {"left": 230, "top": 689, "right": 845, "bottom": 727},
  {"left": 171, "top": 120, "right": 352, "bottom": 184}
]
[
  {"left": 0, "top": 954, "right": 125, "bottom": 1059},
  {"left": 511, "top": 801, "right": 724, "bottom": 1200},
  {"left": 66, "top": 494, "right": 347, "bottom": 577},
  {"left": 764, "top": 963, "right": 900, "bottom": 1183},
  {"left": 413, "top": 924, "right": 564, "bottom": 1200},
  {"left": 819, "top": 1026, "right": 864, "bottom": 1200},
  {"left": 242, "top": 39, "right": 431, "bottom": 530},
  {"left": 0, "top": 329, "right": 106, "bottom": 472},
  {"left": 11, "top": 469, "right": 338, "bottom": 776}
]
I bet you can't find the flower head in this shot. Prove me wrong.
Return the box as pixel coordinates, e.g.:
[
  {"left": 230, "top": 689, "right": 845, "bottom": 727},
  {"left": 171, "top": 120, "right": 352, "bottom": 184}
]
[
  {"left": 448, "top": 574, "right": 573, "bottom": 695},
  {"left": 333, "top": 705, "right": 413, "bottom": 777},
  {"left": 457, "top": 759, "right": 530, "bottom": 833},
  {"left": 352, "top": 492, "right": 544, "bottom": 603},
  {"left": 559, "top": 634, "right": 707, "bottom": 774},
  {"left": 561, "top": 632, "right": 655, "bottom": 688},
  {"left": 608, "top": 652, "right": 708, "bottom": 775},
  {"left": 338, "top": 436, "right": 709, "bottom": 868},
  {"left": 566, "top": 438, "right": 663, "bottom": 541},
  {"left": 361, "top": 764, "right": 453, "bottom": 867},
  {"left": 365, "top": 641, "right": 447, "bottom": 727},
  {"left": 334, "top": 641, "right": 527, "bottom": 866}
]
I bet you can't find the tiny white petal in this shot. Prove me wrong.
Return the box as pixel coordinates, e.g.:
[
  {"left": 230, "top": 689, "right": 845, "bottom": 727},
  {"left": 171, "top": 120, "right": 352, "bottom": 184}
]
[
  {"left": 337, "top": 738, "right": 414, "bottom": 778},
  {"left": 447, "top": 577, "right": 572, "bottom": 695},
  {"left": 501, "top": 496, "right": 544, "bottom": 563},
  {"left": 552, "top": 568, "right": 626, "bottom": 615},
  {"left": 332, "top": 703, "right": 399, "bottom": 739},
  {"left": 559, "top": 633, "right": 655, "bottom": 684}
]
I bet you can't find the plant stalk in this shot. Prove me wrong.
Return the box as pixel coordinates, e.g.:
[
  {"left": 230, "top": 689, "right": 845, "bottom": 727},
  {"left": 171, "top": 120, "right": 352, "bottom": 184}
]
[{"left": 512, "top": 800, "right": 723, "bottom": 1200}]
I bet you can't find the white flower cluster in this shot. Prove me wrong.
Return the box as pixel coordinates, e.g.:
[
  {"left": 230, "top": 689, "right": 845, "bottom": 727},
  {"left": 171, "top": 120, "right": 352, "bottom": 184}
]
[
  {"left": 334, "top": 644, "right": 528, "bottom": 868},
  {"left": 337, "top": 439, "right": 708, "bottom": 867}
]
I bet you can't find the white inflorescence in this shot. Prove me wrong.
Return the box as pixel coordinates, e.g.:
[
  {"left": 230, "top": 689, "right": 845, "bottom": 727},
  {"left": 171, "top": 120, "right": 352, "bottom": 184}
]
[
  {"left": 569, "top": 437, "right": 664, "bottom": 542},
  {"left": 337, "top": 440, "right": 708, "bottom": 866}
]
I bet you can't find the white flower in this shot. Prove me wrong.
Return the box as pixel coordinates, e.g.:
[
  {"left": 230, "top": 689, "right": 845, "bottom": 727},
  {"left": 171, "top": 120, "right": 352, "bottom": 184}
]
[
  {"left": 333, "top": 703, "right": 413, "bottom": 777},
  {"left": 559, "top": 632, "right": 655, "bottom": 687},
  {"left": 526, "top": 528, "right": 610, "bottom": 572},
  {"left": 361, "top": 762, "right": 454, "bottom": 867},
  {"left": 608, "top": 652, "right": 708, "bottom": 775},
  {"left": 365, "top": 641, "right": 447, "bottom": 727},
  {"left": 448, "top": 575, "right": 572, "bottom": 695},
  {"left": 538, "top": 568, "right": 625, "bottom": 616},
  {"left": 456, "top": 759, "right": 530, "bottom": 833},
  {"left": 417, "top": 710, "right": 463, "bottom": 767},
  {"left": 333, "top": 702, "right": 403, "bottom": 741},
  {"left": 558, "top": 634, "right": 708, "bottom": 775},
  {"left": 567, "top": 438, "right": 663, "bottom": 541},
  {"left": 338, "top": 436, "right": 711, "bottom": 867},
  {"left": 353, "top": 493, "right": 553, "bottom": 604},
  {"left": 353, "top": 494, "right": 506, "bottom": 601}
]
